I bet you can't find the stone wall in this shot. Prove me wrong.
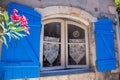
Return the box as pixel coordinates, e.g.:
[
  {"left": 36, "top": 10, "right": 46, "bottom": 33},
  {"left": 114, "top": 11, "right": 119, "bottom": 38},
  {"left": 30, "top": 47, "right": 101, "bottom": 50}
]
[
  {"left": 17, "top": 72, "right": 119, "bottom": 80},
  {"left": 40, "top": 73, "right": 96, "bottom": 80},
  {"left": 1, "top": 0, "right": 116, "bottom": 16},
  {"left": 43, "top": 72, "right": 119, "bottom": 80}
]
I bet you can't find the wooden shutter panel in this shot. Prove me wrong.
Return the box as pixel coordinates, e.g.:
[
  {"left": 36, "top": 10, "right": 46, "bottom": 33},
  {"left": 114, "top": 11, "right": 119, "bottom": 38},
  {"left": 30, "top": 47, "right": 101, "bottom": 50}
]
[
  {"left": 94, "top": 19, "right": 116, "bottom": 72},
  {"left": 0, "top": 2, "right": 42, "bottom": 79}
]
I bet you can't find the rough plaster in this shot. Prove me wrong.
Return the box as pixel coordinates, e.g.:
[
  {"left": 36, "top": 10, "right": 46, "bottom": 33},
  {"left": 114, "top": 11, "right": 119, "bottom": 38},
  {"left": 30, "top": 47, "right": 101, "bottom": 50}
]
[{"left": 2, "top": 0, "right": 115, "bottom": 17}]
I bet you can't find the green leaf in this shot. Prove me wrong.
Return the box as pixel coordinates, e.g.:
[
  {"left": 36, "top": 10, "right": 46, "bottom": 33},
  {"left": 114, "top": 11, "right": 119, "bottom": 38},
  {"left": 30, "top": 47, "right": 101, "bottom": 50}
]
[
  {"left": 5, "top": 32, "right": 11, "bottom": 40},
  {"left": 10, "top": 27, "right": 17, "bottom": 30},
  {"left": 0, "top": 23, "right": 4, "bottom": 29},
  {"left": 7, "top": 22, "right": 15, "bottom": 30},
  {"left": 14, "top": 22, "right": 20, "bottom": 26},
  {"left": 7, "top": 22, "right": 14, "bottom": 26},
  {"left": 0, "top": 23, "right": 5, "bottom": 32},
  {"left": 10, "top": 33, "right": 20, "bottom": 40},
  {"left": 4, "top": 28, "right": 7, "bottom": 33},
  {"left": 13, "top": 27, "right": 25, "bottom": 32},
  {"left": 2, "top": 36, "right": 8, "bottom": 48},
  {"left": 116, "top": 0, "right": 120, "bottom": 22},
  {"left": 8, "top": 22, "right": 20, "bottom": 29},
  {"left": 13, "top": 32, "right": 26, "bottom": 37},
  {"left": 0, "top": 16, "right": 4, "bottom": 21},
  {"left": 3, "top": 11, "right": 9, "bottom": 26}
]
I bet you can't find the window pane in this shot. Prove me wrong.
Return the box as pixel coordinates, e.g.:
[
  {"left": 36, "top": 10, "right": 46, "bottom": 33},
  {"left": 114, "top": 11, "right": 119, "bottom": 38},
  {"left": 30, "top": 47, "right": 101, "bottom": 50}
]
[
  {"left": 68, "top": 24, "right": 85, "bottom": 43},
  {"left": 43, "top": 43, "right": 61, "bottom": 67},
  {"left": 68, "top": 44, "right": 86, "bottom": 65},
  {"left": 44, "top": 22, "right": 61, "bottom": 42}
]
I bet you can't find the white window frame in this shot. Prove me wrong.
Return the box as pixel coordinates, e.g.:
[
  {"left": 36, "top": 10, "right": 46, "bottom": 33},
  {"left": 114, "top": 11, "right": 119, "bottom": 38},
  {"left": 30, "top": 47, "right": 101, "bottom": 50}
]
[
  {"left": 40, "top": 19, "right": 89, "bottom": 71},
  {"left": 65, "top": 21, "right": 89, "bottom": 68},
  {"left": 40, "top": 19, "right": 65, "bottom": 71}
]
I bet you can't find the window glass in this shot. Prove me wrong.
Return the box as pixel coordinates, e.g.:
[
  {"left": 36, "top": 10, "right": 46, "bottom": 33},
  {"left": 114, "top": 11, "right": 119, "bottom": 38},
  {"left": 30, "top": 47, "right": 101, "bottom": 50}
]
[
  {"left": 44, "top": 22, "right": 61, "bottom": 42},
  {"left": 68, "top": 24, "right": 85, "bottom": 43},
  {"left": 43, "top": 43, "right": 61, "bottom": 67},
  {"left": 67, "top": 24, "right": 86, "bottom": 66},
  {"left": 43, "top": 22, "right": 61, "bottom": 67},
  {"left": 68, "top": 44, "right": 86, "bottom": 65}
]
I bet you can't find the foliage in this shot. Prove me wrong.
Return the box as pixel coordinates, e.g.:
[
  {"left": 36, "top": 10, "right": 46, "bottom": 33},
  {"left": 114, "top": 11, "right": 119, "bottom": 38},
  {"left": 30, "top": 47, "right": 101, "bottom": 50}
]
[
  {"left": 116, "top": 0, "right": 120, "bottom": 22},
  {"left": 0, "top": 8, "right": 30, "bottom": 48}
]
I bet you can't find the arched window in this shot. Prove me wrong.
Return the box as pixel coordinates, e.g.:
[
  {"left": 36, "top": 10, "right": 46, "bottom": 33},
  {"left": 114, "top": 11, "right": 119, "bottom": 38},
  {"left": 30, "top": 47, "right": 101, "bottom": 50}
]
[{"left": 40, "top": 19, "right": 89, "bottom": 71}]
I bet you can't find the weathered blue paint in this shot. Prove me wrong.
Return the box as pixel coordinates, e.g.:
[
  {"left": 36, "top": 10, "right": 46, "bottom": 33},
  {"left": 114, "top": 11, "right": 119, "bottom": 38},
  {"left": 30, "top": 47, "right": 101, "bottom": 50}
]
[
  {"left": 94, "top": 19, "right": 116, "bottom": 72},
  {"left": 0, "top": 2, "right": 42, "bottom": 79}
]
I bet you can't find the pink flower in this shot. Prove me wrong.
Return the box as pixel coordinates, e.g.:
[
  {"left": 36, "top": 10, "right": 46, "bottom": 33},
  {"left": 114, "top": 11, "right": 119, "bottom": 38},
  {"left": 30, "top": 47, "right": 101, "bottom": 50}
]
[
  {"left": 13, "top": 9, "right": 18, "bottom": 14},
  {"left": 19, "top": 15, "right": 28, "bottom": 26},
  {"left": 10, "top": 9, "right": 21, "bottom": 21},
  {"left": 25, "top": 30, "right": 30, "bottom": 35},
  {"left": 10, "top": 9, "right": 30, "bottom": 35},
  {"left": 19, "top": 15, "right": 30, "bottom": 35},
  {"left": 23, "top": 26, "right": 30, "bottom": 35}
]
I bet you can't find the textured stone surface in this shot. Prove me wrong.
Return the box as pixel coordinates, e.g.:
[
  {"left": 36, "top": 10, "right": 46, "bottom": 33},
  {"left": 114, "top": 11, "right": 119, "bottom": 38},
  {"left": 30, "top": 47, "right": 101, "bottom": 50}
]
[
  {"left": 39, "top": 72, "right": 119, "bottom": 80},
  {"left": 108, "top": 6, "right": 116, "bottom": 14},
  {"left": 1, "top": 0, "right": 115, "bottom": 17},
  {"left": 35, "top": 6, "right": 97, "bottom": 25},
  {"left": 17, "top": 72, "right": 119, "bottom": 80},
  {"left": 40, "top": 73, "right": 96, "bottom": 80}
]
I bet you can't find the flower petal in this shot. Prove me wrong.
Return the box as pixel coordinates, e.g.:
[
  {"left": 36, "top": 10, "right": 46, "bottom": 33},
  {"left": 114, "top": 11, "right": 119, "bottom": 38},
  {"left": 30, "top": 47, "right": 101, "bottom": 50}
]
[{"left": 13, "top": 9, "right": 18, "bottom": 14}]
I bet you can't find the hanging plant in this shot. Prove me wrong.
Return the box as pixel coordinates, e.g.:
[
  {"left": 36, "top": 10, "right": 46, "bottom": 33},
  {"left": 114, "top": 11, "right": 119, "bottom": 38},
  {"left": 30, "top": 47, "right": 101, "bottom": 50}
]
[
  {"left": 116, "top": 0, "right": 120, "bottom": 22},
  {"left": 0, "top": 8, "right": 30, "bottom": 48}
]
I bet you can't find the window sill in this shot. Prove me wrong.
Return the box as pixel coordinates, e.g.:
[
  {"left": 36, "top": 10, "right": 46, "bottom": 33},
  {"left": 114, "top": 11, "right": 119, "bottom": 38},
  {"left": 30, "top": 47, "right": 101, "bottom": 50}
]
[{"left": 40, "top": 68, "right": 93, "bottom": 77}]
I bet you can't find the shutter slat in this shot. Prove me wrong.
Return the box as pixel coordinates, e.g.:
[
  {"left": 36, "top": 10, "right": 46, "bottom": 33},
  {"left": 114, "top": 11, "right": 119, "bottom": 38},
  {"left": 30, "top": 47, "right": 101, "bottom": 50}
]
[
  {"left": 22, "top": 37, "right": 39, "bottom": 64},
  {"left": 100, "top": 35, "right": 115, "bottom": 58}
]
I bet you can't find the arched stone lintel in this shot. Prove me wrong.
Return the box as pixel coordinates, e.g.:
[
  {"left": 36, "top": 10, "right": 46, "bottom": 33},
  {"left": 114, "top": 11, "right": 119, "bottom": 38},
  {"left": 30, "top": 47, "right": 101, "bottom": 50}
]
[{"left": 35, "top": 6, "right": 97, "bottom": 26}]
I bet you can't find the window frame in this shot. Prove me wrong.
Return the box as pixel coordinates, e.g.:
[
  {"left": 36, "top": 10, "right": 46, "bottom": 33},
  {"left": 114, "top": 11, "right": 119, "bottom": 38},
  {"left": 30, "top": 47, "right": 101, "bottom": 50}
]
[
  {"left": 40, "top": 19, "right": 65, "bottom": 71},
  {"left": 65, "top": 21, "right": 89, "bottom": 68},
  {"left": 40, "top": 19, "right": 89, "bottom": 71}
]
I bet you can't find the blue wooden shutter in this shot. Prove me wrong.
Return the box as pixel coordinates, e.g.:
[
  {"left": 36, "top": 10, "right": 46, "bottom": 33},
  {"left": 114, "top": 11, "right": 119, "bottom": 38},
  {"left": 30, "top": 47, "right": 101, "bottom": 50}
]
[
  {"left": 0, "top": 2, "right": 42, "bottom": 79},
  {"left": 94, "top": 19, "right": 116, "bottom": 72}
]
